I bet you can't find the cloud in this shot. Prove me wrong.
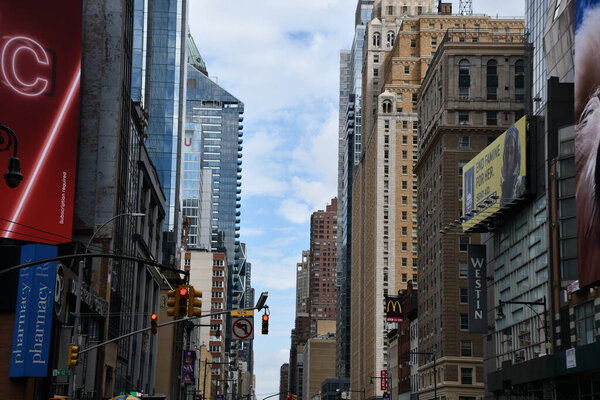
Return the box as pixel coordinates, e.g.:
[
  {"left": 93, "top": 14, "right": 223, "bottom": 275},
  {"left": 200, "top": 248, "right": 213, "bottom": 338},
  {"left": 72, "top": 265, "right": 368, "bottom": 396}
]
[{"left": 277, "top": 199, "right": 312, "bottom": 224}]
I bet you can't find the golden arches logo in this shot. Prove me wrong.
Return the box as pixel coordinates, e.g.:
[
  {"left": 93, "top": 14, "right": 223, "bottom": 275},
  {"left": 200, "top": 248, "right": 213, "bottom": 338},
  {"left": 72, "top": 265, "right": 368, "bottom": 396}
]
[{"left": 385, "top": 299, "right": 402, "bottom": 314}]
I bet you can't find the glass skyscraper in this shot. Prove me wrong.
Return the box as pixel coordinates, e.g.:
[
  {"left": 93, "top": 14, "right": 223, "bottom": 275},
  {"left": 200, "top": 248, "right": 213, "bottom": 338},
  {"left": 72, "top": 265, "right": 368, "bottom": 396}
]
[
  {"left": 145, "top": 0, "right": 188, "bottom": 264},
  {"left": 184, "top": 59, "right": 250, "bottom": 345}
]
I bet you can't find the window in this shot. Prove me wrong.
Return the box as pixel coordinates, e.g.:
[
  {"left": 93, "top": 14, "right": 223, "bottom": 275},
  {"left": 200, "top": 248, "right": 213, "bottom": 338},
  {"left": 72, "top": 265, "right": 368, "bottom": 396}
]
[
  {"left": 401, "top": 242, "right": 408, "bottom": 251},
  {"left": 402, "top": 258, "right": 408, "bottom": 267},
  {"left": 384, "top": 120, "right": 390, "bottom": 129},
  {"left": 402, "top": 181, "right": 408, "bottom": 190},
  {"left": 487, "top": 60, "right": 498, "bottom": 100},
  {"left": 515, "top": 59, "right": 525, "bottom": 100},
  {"left": 461, "top": 367, "right": 473, "bottom": 384},
  {"left": 460, "top": 288, "right": 468, "bottom": 303},
  {"left": 374, "top": 68, "right": 379, "bottom": 77},
  {"left": 417, "top": 6, "right": 423, "bottom": 14},
  {"left": 431, "top": 37, "right": 437, "bottom": 47},
  {"left": 402, "top": 120, "right": 408, "bottom": 129},
  {"left": 459, "top": 135, "right": 470, "bottom": 149},
  {"left": 387, "top": 31, "right": 395, "bottom": 47},
  {"left": 458, "top": 161, "right": 467, "bottom": 175},
  {"left": 460, "top": 341, "right": 473, "bottom": 356},
  {"left": 374, "top": 54, "right": 380, "bottom": 63},
  {"left": 373, "top": 32, "right": 381, "bottom": 47},
  {"left": 402, "top": 211, "right": 408, "bottom": 220},
  {"left": 575, "top": 301, "right": 595, "bottom": 346},
  {"left": 402, "top": 135, "right": 408, "bottom": 144},
  {"left": 402, "top": 165, "right": 408, "bottom": 174},
  {"left": 410, "top": 39, "right": 416, "bottom": 48},
  {"left": 459, "top": 111, "right": 469, "bottom": 125},
  {"left": 460, "top": 314, "right": 469, "bottom": 330},
  {"left": 487, "top": 111, "right": 498, "bottom": 125},
  {"left": 402, "top": 273, "right": 408, "bottom": 282},
  {"left": 387, "top": 5, "right": 393, "bottom": 15},
  {"left": 402, "top": 150, "right": 408, "bottom": 160},
  {"left": 459, "top": 235, "right": 470, "bottom": 251},
  {"left": 401, "top": 227, "right": 408, "bottom": 236},
  {"left": 458, "top": 59, "right": 470, "bottom": 99},
  {"left": 404, "top": 65, "right": 410, "bottom": 74},
  {"left": 402, "top": 196, "right": 407, "bottom": 205},
  {"left": 402, "top": 6, "right": 408, "bottom": 14},
  {"left": 459, "top": 262, "right": 468, "bottom": 277},
  {"left": 383, "top": 100, "right": 393, "bottom": 113}
]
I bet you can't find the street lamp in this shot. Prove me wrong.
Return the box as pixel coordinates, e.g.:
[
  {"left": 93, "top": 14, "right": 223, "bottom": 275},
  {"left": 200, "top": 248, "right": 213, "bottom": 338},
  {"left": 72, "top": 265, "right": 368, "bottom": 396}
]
[
  {"left": 0, "top": 123, "right": 23, "bottom": 188},
  {"left": 497, "top": 297, "right": 549, "bottom": 354},
  {"left": 70, "top": 212, "right": 145, "bottom": 399}
]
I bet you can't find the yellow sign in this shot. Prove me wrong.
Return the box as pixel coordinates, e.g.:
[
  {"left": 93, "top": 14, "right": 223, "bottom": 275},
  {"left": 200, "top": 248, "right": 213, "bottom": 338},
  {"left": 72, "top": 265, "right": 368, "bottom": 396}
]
[
  {"left": 384, "top": 297, "right": 403, "bottom": 320},
  {"left": 230, "top": 310, "right": 254, "bottom": 317},
  {"left": 462, "top": 116, "right": 527, "bottom": 231}
]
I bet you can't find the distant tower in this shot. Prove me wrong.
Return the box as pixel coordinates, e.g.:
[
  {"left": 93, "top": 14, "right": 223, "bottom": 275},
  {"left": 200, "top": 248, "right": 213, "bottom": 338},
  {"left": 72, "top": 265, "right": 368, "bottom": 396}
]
[{"left": 459, "top": 0, "right": 473, "bottom": 15}]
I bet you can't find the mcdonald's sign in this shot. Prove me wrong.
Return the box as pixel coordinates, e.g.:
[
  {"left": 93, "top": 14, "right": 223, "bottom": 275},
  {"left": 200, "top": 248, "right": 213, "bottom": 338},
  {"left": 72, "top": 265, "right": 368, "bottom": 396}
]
[{"left": 384, "top": 296, "right": 403, "bottom": 322}]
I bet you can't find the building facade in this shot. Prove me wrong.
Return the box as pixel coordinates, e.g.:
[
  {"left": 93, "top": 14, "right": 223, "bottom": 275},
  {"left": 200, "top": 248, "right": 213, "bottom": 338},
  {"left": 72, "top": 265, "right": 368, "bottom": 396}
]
[{"left": 416, "top": 26, "right": 528, "bottom": 400}]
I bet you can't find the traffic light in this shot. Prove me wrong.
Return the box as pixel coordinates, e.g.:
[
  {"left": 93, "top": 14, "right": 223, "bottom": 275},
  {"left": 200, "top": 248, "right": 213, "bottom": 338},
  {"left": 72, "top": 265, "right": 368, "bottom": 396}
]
[
  {"left": 261, "top": 313, "right": 269, "bottom": 334},
  {"left": 287, "top": 394, "right": 291, "bottom": 400},
  {"left": 166, "top": 288, "right": 180, "bottom": 317},
  {"left": 187, "top": 286, "right": 202, "bottom": 317},
  {"left": 68, "top": 344, "right": 79, "bottom": 367},
  {"left": 150, "top": 312, "right": 158, "bottom": 334},
  {"left": 177, "top": 285, "right": 189, "bottom": 317}
]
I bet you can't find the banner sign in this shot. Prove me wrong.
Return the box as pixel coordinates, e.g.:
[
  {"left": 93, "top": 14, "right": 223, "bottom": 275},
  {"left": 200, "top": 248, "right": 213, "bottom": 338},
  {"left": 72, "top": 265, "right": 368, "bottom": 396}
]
[
  {"left": 463, "top": 116, "right": 527, "bottom": 231},
  {"left": 181, "top": 350, "right": 196, "bottom": 385},
  {"left": 575, "top": 2, "right": 600, "bottom": 287},
  {"left": 468, "top": 244, "right": 487, "bottom": 334},
  {"left": 10, "top": 244, "right": 57, "bottom": 377},
  {"left": 384, "top": 296, "right": 403, "bottom": 322},
  {"left": 0, "top": 0, "right": 82, "bottom": 244},
  {"left": 380, "top": 370, "right": 387, "bottom": 391}
]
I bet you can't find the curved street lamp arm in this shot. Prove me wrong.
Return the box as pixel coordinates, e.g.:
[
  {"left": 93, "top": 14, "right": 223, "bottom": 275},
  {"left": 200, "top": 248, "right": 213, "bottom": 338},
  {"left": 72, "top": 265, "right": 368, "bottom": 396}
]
[{"left": 85, "top": 212, "right": 144, "bottom": 252}]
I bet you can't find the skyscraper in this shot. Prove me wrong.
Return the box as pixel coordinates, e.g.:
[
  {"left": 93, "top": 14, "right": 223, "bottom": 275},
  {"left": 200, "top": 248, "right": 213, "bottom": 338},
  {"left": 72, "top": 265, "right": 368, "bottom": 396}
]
[
  {"left": 337, "top": 0, "right": 374, "bottom": 379},
  {"left": 145, "top": 0, "right": 188, "bottom": 266}
]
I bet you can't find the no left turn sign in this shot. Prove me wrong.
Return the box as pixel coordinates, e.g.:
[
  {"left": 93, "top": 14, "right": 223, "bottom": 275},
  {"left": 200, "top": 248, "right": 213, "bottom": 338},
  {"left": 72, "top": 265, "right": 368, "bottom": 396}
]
[{"left": 232, "top": 317, "right": 254, "bottom": 340}]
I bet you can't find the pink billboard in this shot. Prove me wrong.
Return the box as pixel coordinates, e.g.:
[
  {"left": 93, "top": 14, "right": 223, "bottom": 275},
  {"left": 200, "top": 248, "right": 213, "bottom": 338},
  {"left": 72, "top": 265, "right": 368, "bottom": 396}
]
[{"left": 0, "top": 0, "right": 81, "bottom": 244}]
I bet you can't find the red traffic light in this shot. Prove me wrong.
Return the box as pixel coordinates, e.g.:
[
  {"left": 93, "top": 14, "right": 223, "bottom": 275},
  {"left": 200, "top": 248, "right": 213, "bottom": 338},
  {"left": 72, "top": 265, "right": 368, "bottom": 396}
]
[
  {"left": 151, "top": 313, "right": 158, "bottom": 321},
  {"left": 262, "top": 314, "right": 269, "bottom": 322},
  {"left": 179, "top": 287, "right": 189, "bottom": 297}
]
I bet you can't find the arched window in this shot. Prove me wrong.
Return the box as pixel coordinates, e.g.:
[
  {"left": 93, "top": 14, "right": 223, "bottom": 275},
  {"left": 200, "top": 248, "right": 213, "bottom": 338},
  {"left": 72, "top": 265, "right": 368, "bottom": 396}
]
[
  {"left": 515, "top": 59, "right": 525, "bottom": 100},
  {"left": 373, "top": 32, "right": 381, "bottom": 47},
  {"left": 382, "top": 99, "right": 393, "bottom": 113},
  {"left": 387, "top": 31, "right": 395, "bottom": 47},
  {"left": 458, "top": 59, "right": 470, "bottom": 100},
  {"left": 487, "top": 60, "right": 498, "bottom": 100}
]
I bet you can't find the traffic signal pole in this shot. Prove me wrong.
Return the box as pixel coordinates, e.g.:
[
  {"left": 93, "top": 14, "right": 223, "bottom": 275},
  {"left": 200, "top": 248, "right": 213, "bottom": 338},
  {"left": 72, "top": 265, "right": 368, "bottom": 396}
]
[{"left": 77, "top": 307, "right": 258, "bottom": 355}]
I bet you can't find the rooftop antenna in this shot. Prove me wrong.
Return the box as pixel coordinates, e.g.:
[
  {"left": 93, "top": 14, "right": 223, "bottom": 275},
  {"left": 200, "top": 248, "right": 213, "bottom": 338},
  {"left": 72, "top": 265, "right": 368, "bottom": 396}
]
[{"left": 459, "top": 0, "right": 473, "bottom": 15}]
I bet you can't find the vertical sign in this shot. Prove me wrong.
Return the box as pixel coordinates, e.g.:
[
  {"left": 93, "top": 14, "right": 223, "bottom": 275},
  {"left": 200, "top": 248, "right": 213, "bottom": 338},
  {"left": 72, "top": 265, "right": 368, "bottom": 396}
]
[
  {"left": 10, "top": 244, "right": 57, "bottom": 377},
  {"left": 181, "top": 350, "right": 196, "bottom": 385},
  {"left": 384, "top": 296, "right": 403, "bottom": 323},
  {"left": 380, "top": 370, "right": 387, "bottom": 391},
  {"left": 0, "top": 0, "right": 82, "bottom": 244},
  {"left": 468, "top": 244, "right": 487, "bottom": 333}
]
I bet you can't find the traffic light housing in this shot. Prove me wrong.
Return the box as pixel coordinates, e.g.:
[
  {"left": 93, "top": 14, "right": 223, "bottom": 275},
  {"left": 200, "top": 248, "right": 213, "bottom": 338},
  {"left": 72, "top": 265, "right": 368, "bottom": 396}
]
[
  {"left": 68, "top": 344, "right": 79, "bottom": 367},
  {"left": 261, "top": 314, "right": 269, "bottom": 335},
  {"left": 177, "top": 285, "right": 189, "bottom": 317},
  {"left": 187, "top": 286, "right": 202, "bottom": 317},
  {"left": 150, "top": 312, "right": 158, "bottom": 334},
  {"left": 166, "top": 288, "right": 180, "bottom": 317}
]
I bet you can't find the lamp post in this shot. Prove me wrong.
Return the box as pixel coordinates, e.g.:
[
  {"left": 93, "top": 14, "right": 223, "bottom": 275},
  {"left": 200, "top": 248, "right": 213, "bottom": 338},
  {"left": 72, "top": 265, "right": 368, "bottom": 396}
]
[
  {"left": 408, "top": 351, "right": 436, "bottom": 400},
  {"left": 0, "top": 123, "right": 23, "bottom": 188},
  {"left": 497, "top": 297, "right": 549, "bottom": 354},
  {"left": 69, "top": 212, "right": 144, "bottom": 399}
]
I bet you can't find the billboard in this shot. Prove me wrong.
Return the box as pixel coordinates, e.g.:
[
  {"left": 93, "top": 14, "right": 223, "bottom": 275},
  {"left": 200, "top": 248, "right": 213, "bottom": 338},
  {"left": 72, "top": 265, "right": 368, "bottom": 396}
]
[
  {"left": 0, "top": 0, "right": 82, "bottom": 244},
  {"left": 462, "top": 116, "right": 527, "bottom": 231},
  {"left": 467, "top": 244, "right": 487, "bottom": 334},
  {"left": 575, "top": 1, "right": 600, "bottom": 287},
  {"left": 10, "top": 244, "right": 57, "bottom": 377},
  {"left": 384, "top": 296, "right": 403, "bottom": 323}
]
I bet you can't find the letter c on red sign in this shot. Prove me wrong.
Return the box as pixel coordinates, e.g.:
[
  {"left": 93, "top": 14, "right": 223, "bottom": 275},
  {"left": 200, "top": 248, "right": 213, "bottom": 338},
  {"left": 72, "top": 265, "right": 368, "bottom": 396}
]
[{"left": 1, "top": 36, "right": 50, "bottom": 97}]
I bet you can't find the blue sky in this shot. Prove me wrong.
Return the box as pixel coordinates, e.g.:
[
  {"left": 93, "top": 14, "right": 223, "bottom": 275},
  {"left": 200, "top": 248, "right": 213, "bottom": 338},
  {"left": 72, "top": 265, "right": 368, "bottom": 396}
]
[{"left": 188, "top": 0, "right": 524, "bottom": 397}]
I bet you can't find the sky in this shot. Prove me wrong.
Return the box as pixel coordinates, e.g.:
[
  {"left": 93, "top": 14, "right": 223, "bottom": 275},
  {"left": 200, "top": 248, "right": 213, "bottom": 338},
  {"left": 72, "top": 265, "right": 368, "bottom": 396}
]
[{"left": 188, "top": 0, "right": 525, "bottom": 397}]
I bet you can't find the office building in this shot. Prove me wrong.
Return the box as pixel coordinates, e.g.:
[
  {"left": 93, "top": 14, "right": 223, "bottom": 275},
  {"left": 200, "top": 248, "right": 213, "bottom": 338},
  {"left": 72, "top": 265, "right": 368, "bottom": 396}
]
[
  {"left": 416, "top": 24, "right": 528, "bottom": 400},
  {"left": 303, "top": 334, "right": 337, "bottom": 400},
  {"left": 308, "top": 198, "right": 338, "bottom": 336},
  {"left": 144, "top": 0, "right": 188, "bottom": 266}
]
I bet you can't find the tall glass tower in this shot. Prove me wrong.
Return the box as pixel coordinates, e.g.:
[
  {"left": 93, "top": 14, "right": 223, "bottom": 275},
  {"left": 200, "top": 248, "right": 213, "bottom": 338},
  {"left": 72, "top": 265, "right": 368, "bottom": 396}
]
[{"left": 145, "top": 0, "right": 188, "bottom": 265}]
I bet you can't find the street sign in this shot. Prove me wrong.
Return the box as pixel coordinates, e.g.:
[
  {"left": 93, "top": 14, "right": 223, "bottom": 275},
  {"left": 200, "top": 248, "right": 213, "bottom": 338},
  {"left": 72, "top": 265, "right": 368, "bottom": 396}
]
[
  {"left": 232, "top": 317, "right": 254, "bottom": 340},
  {"left": 231, "top": 310, "right": 254, "bottom": 317},
  {"left": 52, "top": 369, "right": 71, "bottom": 376}
]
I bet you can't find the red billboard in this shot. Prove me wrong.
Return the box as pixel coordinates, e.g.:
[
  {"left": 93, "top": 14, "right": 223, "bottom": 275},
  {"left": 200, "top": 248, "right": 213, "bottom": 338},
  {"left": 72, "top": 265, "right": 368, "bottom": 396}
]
[{"left": 0, "top": 0, "right": 81, "bottom": 244}]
